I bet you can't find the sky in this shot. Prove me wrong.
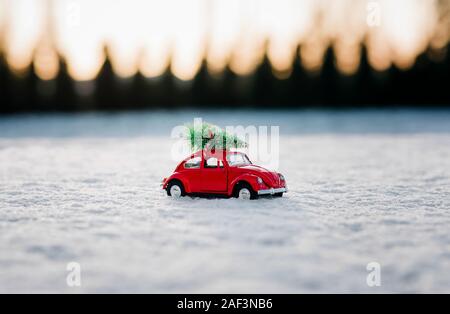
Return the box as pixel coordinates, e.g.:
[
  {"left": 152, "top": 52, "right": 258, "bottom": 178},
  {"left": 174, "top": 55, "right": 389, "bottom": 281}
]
[{"left": 0, "top": 0, "right": 449, "bottom": 81}]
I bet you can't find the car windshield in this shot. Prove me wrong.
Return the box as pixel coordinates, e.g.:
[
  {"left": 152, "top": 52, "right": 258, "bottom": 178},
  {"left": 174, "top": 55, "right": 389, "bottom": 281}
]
[{"left": 226, "top": 153, "right": 251, "bottom": 166}]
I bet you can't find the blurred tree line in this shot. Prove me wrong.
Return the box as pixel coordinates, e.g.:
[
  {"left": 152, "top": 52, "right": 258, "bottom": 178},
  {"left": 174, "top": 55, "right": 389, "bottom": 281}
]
[{"left": 0, "top": 44, "right": 449, "bottom": 113}]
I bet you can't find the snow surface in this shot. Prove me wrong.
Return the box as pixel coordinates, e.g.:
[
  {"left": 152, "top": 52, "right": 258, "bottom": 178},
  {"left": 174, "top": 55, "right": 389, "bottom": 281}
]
[{"left": 0, "top": 110, "right": 450, "bottom": 293}]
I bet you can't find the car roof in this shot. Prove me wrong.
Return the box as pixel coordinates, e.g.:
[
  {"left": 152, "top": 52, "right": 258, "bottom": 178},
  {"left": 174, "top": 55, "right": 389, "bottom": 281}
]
[
  {"left": 191, "top": 149, "right": 244, "bottom": 155},
  {"left": 185, "top": 149, "right": 245, "bottom": 160}
]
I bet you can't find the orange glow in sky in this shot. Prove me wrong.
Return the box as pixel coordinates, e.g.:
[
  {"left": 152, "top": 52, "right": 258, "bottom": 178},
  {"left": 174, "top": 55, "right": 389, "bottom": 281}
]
[{"left": 0, "top": 0, "right": 448, "bottom": 81}]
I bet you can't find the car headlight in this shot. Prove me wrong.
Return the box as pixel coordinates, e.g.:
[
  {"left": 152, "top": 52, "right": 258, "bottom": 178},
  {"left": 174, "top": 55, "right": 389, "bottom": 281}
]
[
  {"left": 278, "top": 173, "right": 285, "bottom": 181},
  {"left": 257, "top": 177, "right": 263, "bottom": 184}
]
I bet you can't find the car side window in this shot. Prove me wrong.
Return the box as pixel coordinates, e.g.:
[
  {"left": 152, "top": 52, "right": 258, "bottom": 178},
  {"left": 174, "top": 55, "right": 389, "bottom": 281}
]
[
  {"left": 204, "top": 157, "right": 224, "bottom": 169},
  {"left": 205, "top": 157, "right": 218, "bottom": 168},
  {"left": 184, "top": 157, "right": 201, "bottom": 169}
]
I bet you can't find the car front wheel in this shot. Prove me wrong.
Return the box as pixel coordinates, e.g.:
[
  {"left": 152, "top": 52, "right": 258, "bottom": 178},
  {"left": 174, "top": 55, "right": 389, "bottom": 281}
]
[
  {"left": 235, "top": 183, "right": 258, "bottom": 200},
  {"left": 167, "top": 181, "right": 185, "bottom": 198}
]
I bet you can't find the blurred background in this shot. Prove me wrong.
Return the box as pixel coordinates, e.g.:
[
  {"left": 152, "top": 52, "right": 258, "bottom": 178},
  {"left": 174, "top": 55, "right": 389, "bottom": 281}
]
[
  {"left": 0, "top": 0, "right": 449, "bottom": 112},
  {"left": 2, "top": 1, "right": 450, "bottom": 294}
]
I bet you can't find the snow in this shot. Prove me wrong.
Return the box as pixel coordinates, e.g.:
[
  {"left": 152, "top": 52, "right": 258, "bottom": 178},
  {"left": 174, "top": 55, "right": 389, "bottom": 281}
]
[{"left": 1, "top": 110, "right": 450, "bottom": 293}]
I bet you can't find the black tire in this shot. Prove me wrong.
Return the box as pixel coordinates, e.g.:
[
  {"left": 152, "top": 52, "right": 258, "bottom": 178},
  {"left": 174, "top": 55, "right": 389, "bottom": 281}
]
[
  {"left": 274, "top": 192, "right": 283, "bottom": 197},
  {"left": 234, "top": 182, "right": 258, "bottom": 200},
  {"left": 166, "top": 180, "right": 185, "bottom": 197}
]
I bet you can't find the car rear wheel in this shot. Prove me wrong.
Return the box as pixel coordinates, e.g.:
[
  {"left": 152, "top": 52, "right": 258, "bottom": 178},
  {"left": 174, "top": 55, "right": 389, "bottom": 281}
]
[
  {"left": 167, "top": 181, "right": 185, "bottom": 198},
  {"left": 235, "top": 183, "right": 258, "bottom": 200},
  {"left": 274, "top": 192, "right": 283, "bottom": 197}
]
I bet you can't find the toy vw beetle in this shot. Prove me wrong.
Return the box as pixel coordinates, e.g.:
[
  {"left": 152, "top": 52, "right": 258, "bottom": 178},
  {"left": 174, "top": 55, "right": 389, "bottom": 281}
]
[{"left": 162, "top": 149, "right": 287, "bottom": 200}]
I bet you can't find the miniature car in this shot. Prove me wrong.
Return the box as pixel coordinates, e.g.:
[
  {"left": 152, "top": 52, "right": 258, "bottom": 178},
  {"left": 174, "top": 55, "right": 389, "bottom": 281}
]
[{"left": 162, "top": 149, "right": 287, "bottom": 200}]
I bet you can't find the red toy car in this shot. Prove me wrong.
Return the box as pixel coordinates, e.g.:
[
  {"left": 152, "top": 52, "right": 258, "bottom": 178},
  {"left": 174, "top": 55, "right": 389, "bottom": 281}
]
[{"left": 162, "top": 149, "right": 287, "bottom": 199}]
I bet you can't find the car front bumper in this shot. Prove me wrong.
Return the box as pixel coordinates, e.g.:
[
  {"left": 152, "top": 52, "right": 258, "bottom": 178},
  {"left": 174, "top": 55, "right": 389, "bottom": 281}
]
[{"left": 257, "top": 187, "right": 287, "bottom": 195}]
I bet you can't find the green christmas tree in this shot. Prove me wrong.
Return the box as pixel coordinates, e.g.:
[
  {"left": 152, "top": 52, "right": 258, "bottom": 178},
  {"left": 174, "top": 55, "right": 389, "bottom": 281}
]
[{"left": 184, "top": 121, "right": 247, "bottom": 152}]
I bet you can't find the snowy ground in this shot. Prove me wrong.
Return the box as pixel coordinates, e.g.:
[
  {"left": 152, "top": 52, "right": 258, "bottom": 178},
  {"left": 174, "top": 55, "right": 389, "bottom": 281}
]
[{"left": 0, "top": 110, "right": 450, "bottom": 293}]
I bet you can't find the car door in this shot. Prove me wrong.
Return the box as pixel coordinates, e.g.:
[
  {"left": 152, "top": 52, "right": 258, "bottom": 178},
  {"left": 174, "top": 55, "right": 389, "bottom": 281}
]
[
  {"left": 201, "top": 156, "right": 227, "bottom": 192},
  {"left": 182, "top": 156, "right": 202, "bottom": 192}
]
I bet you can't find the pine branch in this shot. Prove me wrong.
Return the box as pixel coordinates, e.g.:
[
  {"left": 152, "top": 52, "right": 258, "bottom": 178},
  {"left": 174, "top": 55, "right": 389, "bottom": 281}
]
[{"left": 184, "top": 122, "right": 247, "bottom": 151}]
